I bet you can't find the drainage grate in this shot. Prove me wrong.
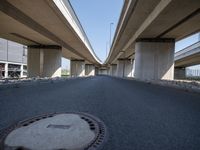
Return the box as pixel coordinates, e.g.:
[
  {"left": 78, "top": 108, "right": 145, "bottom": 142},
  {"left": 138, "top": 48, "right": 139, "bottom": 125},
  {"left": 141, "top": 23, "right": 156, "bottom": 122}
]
[{"left": 0, "top": 112, "right": 107, "bottom": 150}]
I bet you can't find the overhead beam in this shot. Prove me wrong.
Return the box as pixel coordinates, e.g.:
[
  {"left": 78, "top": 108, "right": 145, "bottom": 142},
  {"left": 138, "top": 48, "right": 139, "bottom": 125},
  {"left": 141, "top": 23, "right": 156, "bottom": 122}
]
[{"left": 0, "top": 0, "right": 92, "bottom": 63}]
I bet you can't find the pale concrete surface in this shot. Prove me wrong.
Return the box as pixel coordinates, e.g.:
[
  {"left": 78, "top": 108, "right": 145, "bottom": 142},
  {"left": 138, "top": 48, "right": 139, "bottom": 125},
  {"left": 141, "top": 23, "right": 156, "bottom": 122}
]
[
  {"left": 85, "top": 64, "right": 95, "bottom": 76},
  {"left": 70, "top": 60, "right": 85, "bottom": 77},
  {"left": 98, "top": 69, "right": 108, "bottom": 75},
  {"left": 0, "top": 0, "right": 101, "bottom": 65},
  {"left": 43, "top": 49, "right": 62, "bottom": 78},
  {"left": 109, "top": 64, "right": 117, "bottom": 76},
  {"left": 27, "top": 48, "right": 41, "bottom": 77},
  {"left": 134, "top": 40, "right": 175, "bottom": 80},
  {"left": 5, "top": 114, "right": 95, "bottom": 150},
  {"left": 95, "top": 67, "right": 99, "bottom": 75},
  {"left": 28, "top": 48, "right": 61, "bottom": 78},
  {"left": 4, "top": 63, "right": 8, "bottom": 78},
  {"left": 1, "top": 76, "right": 200, "bottom": 150},
  {"left": 175, "top": 42, "right": 200, "bottom": 67},
  {"left": 105, "top": 0, "right": 200, "bottom": 65},
  {"left": 117, "top": 59, "right": 133, "bottom": 77},
  {"left": 174, "top": 67, "right": 186, "bottom": 79},
  {"left": 117, "top": 59, "right": 124, "bottom": 77}
]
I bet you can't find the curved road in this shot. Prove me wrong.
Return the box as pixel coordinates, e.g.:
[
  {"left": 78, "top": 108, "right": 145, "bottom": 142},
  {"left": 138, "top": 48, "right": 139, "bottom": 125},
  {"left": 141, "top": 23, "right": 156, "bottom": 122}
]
[{"left": 0, "top": 76, "right": 200, "bottom": 149}]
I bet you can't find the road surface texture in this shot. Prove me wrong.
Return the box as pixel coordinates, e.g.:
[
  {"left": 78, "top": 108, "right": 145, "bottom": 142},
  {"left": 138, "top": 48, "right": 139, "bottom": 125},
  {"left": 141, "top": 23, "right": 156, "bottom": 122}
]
[{"left": 0, "top": 76, "right": 200, "bottom": 150}]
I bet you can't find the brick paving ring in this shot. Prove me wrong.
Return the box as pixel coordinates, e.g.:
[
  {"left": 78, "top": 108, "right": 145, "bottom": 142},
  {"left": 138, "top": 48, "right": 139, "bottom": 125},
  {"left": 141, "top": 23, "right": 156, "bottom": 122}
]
[{"left": 0, "top": 112, "right": 107, "bottom": 150}]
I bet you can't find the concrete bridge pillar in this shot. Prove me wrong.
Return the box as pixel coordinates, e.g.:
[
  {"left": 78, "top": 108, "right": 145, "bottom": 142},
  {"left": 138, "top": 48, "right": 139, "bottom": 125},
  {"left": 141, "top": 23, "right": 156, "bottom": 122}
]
[
  {"left": 28, "top": 45, "right": 62, "bottom": 78},
  {"left": 70, "top": 60, "right": 85, "bottom": 77},
  {"left": 4, "top": 63, "right": 8, "bottom": 78},
  {"left": 134, "top": 38, "right": 175, "bottom": 80},
  {"left": 85, "top": 64, "right": 95, "bottom": 76},
  {"left": 117, "top": 59, "right": 133, "bottom": 77},
  {"left": 174, "top": 67, "right": 186, "bottom": 79},
  {"left": 109, "top": 64, "right": 117, "bottom": 76},
  {"left": 98, "top": 68, "right": 108, "bottom": 75},
  {"left": 95, "top": 67, "right": 99, "bottom": 75}
]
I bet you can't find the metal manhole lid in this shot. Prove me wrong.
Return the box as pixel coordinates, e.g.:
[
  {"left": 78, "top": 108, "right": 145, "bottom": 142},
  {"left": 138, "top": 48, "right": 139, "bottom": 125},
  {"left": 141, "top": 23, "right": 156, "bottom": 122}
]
[{"left": 0, "top": 112, "right": 107, "bottom": 150}]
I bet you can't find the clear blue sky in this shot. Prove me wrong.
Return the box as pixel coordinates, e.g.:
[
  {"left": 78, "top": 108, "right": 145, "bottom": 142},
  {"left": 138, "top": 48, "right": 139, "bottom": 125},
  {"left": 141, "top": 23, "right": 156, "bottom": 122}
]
[
  {"left": 62, "top": 0, "right": 123, "bottom": 69},
  {"left": 62, "top": 0, "right": 199, "bottom": 69},
  {"left": 70, "top": 0, "right": 123, "bottom": 61},
  {"left": 175, "top": 33, "right": 199, "bottom": 52}
]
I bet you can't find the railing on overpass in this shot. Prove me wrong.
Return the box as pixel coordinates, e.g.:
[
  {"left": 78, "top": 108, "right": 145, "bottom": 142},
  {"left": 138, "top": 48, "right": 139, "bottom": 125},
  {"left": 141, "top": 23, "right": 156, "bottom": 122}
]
[{"left": 53, "top": 0, "right": 102, "bottom": 63}]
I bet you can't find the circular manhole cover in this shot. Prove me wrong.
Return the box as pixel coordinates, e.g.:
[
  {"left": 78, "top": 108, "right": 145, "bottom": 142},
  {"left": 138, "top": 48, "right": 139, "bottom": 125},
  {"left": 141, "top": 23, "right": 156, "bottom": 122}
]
[{"left": 0, "top": 112, "right": 107, "bottom": 150}]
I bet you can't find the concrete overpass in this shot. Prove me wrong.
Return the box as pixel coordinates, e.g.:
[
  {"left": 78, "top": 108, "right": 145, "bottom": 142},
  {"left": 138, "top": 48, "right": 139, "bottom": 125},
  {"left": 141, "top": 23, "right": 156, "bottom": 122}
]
[
  {"left": 0, "top": 0, "right": 101, "bottom": 77},
  {"left": 105, "top": 40, "right": 200, "bottom": 79},
  {"left": 105, "top": 0, "right": 200, "bottom": 80},
  {"left": 174, "top": 41, "right": 200, "bottom": 79}
]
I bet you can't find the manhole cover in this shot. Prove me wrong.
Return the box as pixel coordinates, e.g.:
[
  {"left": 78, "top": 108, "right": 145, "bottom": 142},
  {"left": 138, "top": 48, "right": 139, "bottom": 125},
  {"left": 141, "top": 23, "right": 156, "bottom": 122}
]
[{"left": 0, "top": 112, "right": 107, "bottom": 150}]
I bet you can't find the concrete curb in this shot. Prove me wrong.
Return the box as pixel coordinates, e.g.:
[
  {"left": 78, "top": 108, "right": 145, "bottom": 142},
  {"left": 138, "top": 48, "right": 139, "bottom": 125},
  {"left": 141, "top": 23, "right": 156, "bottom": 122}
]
[
  {"left": 108, "top": 75, "right": 200, "bottom": 94},
  {"left": 128, "top": 77, "right": 200, "bottom": 94},
  {"left": 0, "top": 76, "right": 90, "bottom": 89}
]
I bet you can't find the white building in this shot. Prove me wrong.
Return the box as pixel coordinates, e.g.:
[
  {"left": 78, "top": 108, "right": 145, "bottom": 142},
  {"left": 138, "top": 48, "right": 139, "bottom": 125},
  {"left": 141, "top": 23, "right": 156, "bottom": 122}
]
[{"left": 0, "top": 38, "right": 27, "bottom": 78}]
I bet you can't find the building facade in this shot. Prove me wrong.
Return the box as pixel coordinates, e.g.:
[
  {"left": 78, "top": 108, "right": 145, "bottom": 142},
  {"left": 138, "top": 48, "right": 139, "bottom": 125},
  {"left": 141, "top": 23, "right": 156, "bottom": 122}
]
[{"left": 0, "top": 38, "right": 27, "bottom": 78}]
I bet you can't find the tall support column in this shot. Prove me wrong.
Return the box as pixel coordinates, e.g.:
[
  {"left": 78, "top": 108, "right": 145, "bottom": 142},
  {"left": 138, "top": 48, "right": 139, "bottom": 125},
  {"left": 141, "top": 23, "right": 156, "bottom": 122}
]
[
  {"left": 85, "top": 64, "right": 95, "bottom": 76},
  {"left": 28, "top": 45, "right": 62, "bottom": 78},
  {"left": 109, "top": 64, "right": 117, "bottom": 76},
  {"left": 134, "top": 39, "right": 175, "bottom": 80},
  {"left": 99, "top": 68, "right": 108, "bottom": 75},
  {"left": 95, "top": 67, "right": 99, "bottom": 75},
  {"left": 117, "top": 59, "right": 133, "bottom": 77},
  {"left": 70, "top": 60, "right": 85, "bottom": 77},
  {"left": 174, "top": 67, "right": 186, "bottom": 79},
  {"left": 4, "top": 63, "right": 8, "bottom": 78},
  {"left": 108, "top": 67, "right": 111, "bottom": 75}
]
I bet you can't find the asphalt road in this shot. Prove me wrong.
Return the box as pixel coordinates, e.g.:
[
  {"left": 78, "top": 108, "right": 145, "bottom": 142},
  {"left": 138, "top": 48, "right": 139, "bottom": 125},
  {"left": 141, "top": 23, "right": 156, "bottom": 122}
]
[{"left": 0, "top": 76, "right": 200, "bottom": 150}]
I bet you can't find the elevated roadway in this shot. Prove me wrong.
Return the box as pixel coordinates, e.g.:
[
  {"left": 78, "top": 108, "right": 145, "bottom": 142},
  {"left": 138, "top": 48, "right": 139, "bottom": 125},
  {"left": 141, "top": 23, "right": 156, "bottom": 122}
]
[
  {"left": 105, "top": 0, "right": 200, "bottom": 80},
  {"left": 175, "top": 41, "right": 200, "bottom": 67},
  {"left": 174, "top": 41, "right": 200, "bottom": 79},
  {"left": 0, "top": 0, "right": 101, "bottom": 77}
]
